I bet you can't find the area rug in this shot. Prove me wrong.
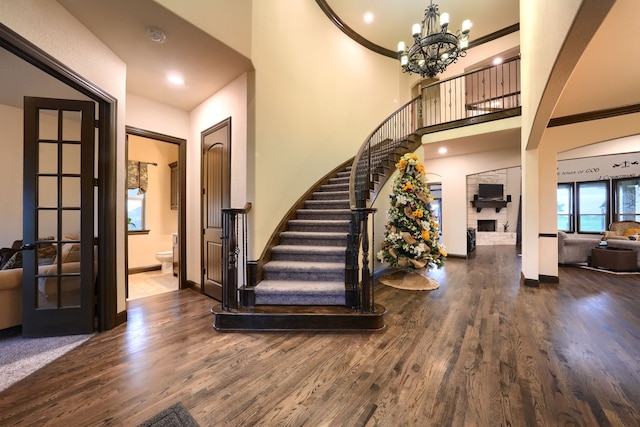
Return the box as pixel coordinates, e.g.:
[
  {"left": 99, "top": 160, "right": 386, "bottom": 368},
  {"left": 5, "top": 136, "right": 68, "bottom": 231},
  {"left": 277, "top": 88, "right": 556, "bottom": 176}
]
[
  {"left": 379, "top": 269, "right": 440, "bottom": 291},
  {"left": 0, "top": 329, "right": 94, "bottom": 392},
  {"left": 137, "top": 402, "right": 200, "bottom": 427},
  {"left": 579, "top": 265, "right": 640, "bottom": 275}
]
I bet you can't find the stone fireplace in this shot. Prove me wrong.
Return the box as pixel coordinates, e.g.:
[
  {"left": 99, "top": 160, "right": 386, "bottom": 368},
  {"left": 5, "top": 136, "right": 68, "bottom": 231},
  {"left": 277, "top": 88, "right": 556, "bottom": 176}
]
[
  {"left": 477, "top": 220, "right": 496, "bottom": 232},
  {"left": 467, "top": 169, "right": 518, "bottom": 246}
]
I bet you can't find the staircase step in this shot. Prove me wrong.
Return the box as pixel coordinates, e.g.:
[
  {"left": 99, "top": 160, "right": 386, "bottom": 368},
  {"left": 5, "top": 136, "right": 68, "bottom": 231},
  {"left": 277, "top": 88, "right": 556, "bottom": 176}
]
[
  {"left": 262, "top": 261, "right": 345, "bottom": 282},
  {"left": 254, "top": 280, "right": 345, "bottom": 305},
  {"left": 279, "top": 231, "right": 348, "bottom": 246},
  {"left": 320, "top": 183, "right": 349, "bottom": 192},
  {"left": 211, "top": 303, "right": 386, "bottom": 332},
  {"left": 304, "top": 199, "right": 350, "bottom": 210},
  {"left": 288, "top": 219, "right": 351, "bottom": 233},
  {"left": 271, "top": 245, "right": 346, "bottom": 262},
  {"left": 329, "top": 176, "right": 350, "bottom": 185},
  {"left": 297, "top": 209, "right": 351, "bottom": 220},
  {"left": 312, "top": 190, "right": 349, "bottom": 200}
]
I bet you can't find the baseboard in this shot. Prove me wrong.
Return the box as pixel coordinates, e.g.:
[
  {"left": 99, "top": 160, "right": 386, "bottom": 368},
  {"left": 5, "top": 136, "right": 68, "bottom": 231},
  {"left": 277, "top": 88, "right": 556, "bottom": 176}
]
[
  {"left": 521, "top": 272, "right": 539, "bottom": 287},
  {"left": 540, "top": 274, "right": 559, "bottom": 283},
  {"left": 186, "top": 280, "right": 201, "bottom": 292},
  {"left": 115, "top": 310, "right": 127, "bottom": 327},
  {"left": 128, "top": 264, "right": 161, "bottom": 275}
]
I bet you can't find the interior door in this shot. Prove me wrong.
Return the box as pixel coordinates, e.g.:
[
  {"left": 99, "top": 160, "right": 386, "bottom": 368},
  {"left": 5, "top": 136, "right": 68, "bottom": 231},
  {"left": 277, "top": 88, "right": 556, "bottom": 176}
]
[
  {"left": 202, "top": 119, "right": 230, "bottom": 300},
  {"left": 22, "top": 97, "right": 96, "bottom": 337}
]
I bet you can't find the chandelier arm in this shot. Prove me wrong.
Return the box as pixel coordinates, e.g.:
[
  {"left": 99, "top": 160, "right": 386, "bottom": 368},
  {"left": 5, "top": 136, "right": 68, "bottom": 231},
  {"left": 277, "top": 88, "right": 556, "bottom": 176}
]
[{"left": 398, "top": 1, "right": 471, "bottom": 78}]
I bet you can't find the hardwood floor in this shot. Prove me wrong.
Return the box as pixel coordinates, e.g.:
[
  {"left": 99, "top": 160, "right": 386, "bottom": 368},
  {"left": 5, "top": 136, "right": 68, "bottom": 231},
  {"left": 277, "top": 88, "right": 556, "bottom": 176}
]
[{"left": 1, "top": 246, "right": 639, "bottom": 426}]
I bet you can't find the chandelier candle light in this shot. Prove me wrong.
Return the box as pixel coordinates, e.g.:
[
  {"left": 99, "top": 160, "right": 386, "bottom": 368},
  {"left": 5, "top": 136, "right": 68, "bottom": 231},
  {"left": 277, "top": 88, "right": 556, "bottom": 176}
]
[{"left": 397, "top": 0, "right": 471, "bottom": 78}]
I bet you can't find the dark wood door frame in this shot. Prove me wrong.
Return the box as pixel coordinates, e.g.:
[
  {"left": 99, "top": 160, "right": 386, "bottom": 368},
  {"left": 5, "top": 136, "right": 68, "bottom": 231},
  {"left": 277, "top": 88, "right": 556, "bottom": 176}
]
[
  {"left": 124, "top": 126, "right": 187, "bottom": 296},
  {"left": 201, "top": 118, "right": 231, "bottom": 300},
  {"left": 0, "top": 23, "right": 118, "bottom": 331}
]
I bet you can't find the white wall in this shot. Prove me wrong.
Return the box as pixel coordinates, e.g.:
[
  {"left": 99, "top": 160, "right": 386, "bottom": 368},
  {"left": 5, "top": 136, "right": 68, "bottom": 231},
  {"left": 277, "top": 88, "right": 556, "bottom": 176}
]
[{"left": 1, "top": 0, "right": 128, "bottom": 312}]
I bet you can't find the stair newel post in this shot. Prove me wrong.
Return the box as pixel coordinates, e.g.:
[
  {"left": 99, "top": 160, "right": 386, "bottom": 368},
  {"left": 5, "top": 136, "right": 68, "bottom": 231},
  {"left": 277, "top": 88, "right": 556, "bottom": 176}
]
[
  {"left": 220, "top": 203, "right": 252, "bottom": 311},
  {"left": 221, "top": 208, "right": 238, "bottom": 310},
  {"left": 358, "top": 208, "right": 376, "bottom": 313},
  {"left": 345, "top": 211, "right": 361, "bottom": 309}
]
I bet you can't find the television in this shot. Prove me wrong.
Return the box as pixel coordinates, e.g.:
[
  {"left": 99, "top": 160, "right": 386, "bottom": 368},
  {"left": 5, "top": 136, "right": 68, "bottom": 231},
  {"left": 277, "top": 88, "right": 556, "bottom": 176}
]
[{"left": 478, "top": 183, "right": 503, "bottom": 200}]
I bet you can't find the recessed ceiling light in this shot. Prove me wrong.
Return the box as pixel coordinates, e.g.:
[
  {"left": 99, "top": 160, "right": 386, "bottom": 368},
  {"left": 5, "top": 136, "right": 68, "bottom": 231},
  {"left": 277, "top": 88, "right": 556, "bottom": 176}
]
[
  {"left": 493, "top": 57, "right": 503, "bottom": 65},
  {"left": 364, "top": 12, "right": 374, "bottom": 24},
  {"left": 147, "top": 27, "right": 166, "bottom": 44},
  {"left": 167, "top": 74, "right": 184, "bottom": 86},
  {"left": 438, "top": 147, "right": 447, "bottom": 155}
]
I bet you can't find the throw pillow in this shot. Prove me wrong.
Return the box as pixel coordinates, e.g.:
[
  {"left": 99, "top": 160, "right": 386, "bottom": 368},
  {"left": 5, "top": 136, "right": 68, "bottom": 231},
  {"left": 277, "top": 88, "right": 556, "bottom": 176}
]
[
  {"left": 37, "top": 245, "right": 57, "bottom": 265},
  {"left": 623, "top": 227, "right": 640, "bottom": 237},
  {"left": 1, "top": 251, "right": 22, "bottom": 270},
  {"left": 0, "top": 247, "right": 20, "bottom": 269}
]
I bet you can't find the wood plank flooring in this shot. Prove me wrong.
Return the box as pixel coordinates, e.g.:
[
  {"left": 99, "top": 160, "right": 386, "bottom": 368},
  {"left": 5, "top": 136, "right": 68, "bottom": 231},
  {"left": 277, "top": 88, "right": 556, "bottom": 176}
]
[{"left": 1, "top": 246, "right": 639, "bottom": 426}]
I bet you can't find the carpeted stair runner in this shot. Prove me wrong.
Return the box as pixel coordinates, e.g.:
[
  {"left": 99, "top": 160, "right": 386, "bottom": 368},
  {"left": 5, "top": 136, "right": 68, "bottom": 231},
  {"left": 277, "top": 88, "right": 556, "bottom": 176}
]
[{"left": 255, "top": 168, "right": 352, "bottom": 305}]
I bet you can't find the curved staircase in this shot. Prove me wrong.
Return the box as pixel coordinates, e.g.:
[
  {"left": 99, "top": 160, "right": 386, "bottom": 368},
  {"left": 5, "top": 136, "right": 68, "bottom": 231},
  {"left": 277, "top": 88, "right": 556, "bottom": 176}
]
[
  {"left": 212, "top": 165, "right": 385, "bottom": 332},
  {"left": 255, "top": 167, "right": 351, "bottom": 305}
]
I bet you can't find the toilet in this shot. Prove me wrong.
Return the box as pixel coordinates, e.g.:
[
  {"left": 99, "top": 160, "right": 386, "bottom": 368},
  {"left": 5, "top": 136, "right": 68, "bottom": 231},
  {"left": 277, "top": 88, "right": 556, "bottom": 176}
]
[{"left": 155, "top": 251, "right": 173, "bottom": 274}]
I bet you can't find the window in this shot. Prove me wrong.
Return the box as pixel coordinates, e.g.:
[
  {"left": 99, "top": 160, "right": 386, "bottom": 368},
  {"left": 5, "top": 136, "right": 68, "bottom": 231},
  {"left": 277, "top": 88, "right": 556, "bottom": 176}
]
[
  {"left": 127, "top": 188, "right": 146, "bottom": 231},
  {"left": 557, "top": 183, "right": 574, "bottom": 232},
  {"left": 613, "top": 178, "right": 640, "bottom": 222},
  {"left": 577, "top": 181, "right": 608, "bottom": 233}
]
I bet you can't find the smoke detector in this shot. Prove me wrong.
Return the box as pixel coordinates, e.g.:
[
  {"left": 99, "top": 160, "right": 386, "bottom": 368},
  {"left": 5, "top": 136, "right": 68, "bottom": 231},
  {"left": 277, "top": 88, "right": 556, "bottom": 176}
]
[{"left": 147, "top": 27, "right": 166, "bottom": 44}]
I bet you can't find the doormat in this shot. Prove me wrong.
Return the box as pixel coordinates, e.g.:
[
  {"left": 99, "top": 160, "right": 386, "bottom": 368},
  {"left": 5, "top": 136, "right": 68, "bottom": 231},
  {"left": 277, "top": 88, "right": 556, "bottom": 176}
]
[{"left": 137, "top": 402, "right": 199, "bottom": 427}]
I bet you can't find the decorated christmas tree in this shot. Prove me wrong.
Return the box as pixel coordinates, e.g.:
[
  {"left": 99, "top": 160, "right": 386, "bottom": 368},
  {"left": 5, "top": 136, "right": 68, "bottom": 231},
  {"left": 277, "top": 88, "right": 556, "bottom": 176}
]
[{"left": 377, "top": 153, "right": 446, "bottom": 271}]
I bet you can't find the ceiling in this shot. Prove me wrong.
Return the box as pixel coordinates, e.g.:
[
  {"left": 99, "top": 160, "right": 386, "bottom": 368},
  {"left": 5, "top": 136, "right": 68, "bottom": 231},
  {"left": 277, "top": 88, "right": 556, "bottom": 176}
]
[
  {"left": 1, "top": 0, "right": 519, "bottom": 112},
  {"left": 1, "top": 0, "right": 638, "bottom": 161},
  {"left": 51, "top": 0, "right": 519, "bottom": 112},
  {"left": 326, "top": 0, "right": 519, "bottom": 52}
]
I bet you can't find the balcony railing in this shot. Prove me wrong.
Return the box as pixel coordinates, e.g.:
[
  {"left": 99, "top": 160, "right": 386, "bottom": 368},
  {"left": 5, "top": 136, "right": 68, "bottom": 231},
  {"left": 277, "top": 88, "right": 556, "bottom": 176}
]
[{"left": 347, "top": 56, "right": 521, "bottom": 309}]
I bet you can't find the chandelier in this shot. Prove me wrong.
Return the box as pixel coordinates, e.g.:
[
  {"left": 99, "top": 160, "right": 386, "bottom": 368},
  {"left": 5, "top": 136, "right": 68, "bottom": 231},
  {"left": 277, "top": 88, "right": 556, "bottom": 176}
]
[{"left": 397, "top": 0, "right": 472, "bottom": 78}]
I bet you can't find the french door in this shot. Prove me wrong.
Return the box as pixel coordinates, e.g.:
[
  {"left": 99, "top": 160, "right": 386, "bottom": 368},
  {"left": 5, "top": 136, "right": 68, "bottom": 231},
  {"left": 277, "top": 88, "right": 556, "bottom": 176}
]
[{"left": 22, "top": 97, "right": 96, "bottom": 337}]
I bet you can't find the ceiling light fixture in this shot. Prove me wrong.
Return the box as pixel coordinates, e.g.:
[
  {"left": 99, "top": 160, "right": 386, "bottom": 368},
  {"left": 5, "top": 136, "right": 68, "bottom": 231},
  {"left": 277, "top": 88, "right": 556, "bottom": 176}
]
[
  {"left": 167, "top": 74, "right": 184, "bottom": 86},
  {"left": 364, "top": 11, "right": 374, "bottom": 24},
  {"left": 397, "top": 0, "right": 471, "bottom": 78},
  {"left": 438, "top": 147, "right": 447, "bottom": 155},
  {"left": 147, "top": 26, "right": 166, "bottom": 44}
]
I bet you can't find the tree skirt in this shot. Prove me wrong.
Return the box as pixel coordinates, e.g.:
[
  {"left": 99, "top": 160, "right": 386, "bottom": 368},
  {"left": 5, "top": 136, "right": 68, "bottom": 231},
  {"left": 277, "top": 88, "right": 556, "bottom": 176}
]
[{"left": 378, "top": 269, "right": 439, "bottom": 291}]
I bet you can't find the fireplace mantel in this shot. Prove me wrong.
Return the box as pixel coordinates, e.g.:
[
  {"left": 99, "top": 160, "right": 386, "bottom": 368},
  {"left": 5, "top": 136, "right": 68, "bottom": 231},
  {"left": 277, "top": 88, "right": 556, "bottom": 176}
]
[{"left": 471, "top": 199, "right": 509, "bottom": 213}]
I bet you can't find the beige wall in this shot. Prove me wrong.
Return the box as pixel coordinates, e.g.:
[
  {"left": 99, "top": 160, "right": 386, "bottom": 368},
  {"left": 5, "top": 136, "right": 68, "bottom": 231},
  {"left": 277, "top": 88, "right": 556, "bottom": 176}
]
[
  {"left": 126, "top": 94, "right": 190, "bottom": 139},
  {"left": 0, "top": 105, "right": 23, "bottom": 245},
  {"left": 250, "top": 0, "right": 407, "bottom": 259},
  {"left": 127, "top": 135, "right": 178, "bottom": 269},
  {"left": 1, "top": 0, "right": 128, "bottom": 311},
  {"left": 187, "top": 73, "right": 250, "bottom": 283},
  {"left": 519, "top": 0, "right": 617, "bottom": 281},
  {"left": 154, "top": 0, "right": 252, "bottom": 58}
]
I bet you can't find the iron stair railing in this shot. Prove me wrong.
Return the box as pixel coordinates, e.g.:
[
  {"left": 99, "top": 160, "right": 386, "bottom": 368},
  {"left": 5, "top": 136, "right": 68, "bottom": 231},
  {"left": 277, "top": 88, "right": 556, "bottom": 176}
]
[{"left": 221, "top": 202, "right": 251, "bottom": 310}]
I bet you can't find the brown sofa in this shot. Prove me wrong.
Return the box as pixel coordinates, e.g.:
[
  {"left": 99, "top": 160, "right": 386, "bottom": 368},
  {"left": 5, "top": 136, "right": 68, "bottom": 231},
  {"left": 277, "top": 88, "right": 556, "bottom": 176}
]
[{"left": 0, "top": 240, "right": 81, "bottom": 330}]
